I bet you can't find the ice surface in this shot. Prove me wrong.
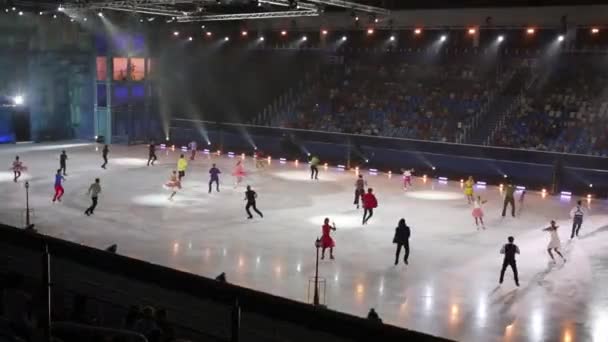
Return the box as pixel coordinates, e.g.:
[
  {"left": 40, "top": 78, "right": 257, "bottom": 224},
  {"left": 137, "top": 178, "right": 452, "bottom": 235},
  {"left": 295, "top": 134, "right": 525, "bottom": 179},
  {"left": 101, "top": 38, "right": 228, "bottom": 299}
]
[{"left": 1, "top": 142, "right": 608, "bottom": 342}]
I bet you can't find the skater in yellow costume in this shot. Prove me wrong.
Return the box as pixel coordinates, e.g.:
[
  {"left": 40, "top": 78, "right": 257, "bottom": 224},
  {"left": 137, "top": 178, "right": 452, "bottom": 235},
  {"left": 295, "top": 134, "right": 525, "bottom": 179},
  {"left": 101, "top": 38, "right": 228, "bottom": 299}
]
[{"left": 464, "top": 176, "right": 475, "bottom": 204}]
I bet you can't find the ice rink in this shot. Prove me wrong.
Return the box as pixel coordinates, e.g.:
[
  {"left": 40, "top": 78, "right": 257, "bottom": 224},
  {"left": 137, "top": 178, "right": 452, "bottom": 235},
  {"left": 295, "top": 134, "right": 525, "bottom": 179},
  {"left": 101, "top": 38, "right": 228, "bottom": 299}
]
[{"left": 1, "top": 142, "right": 608, "bottom": 342}]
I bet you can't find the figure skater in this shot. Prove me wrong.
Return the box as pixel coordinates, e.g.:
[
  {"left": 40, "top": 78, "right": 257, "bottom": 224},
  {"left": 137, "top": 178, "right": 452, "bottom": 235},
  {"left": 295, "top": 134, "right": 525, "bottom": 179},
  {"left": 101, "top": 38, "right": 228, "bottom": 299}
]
[
  {"left": 353, "top": 174, "right": 366, "bottom": 209},
  {"left": 255, "top": 150, "right": 266, "bottom": 169},
  {"left": 401, "top": 168, "right": 413, "bottom": 190},
  {"left": 59, "top": 150, "right": 68, "bottom": 176},
  {"left": 501, "top": 181, "right": 516, "bottom": 218},
  {"left": 569, "top": 200, "right": 587, "bottom": 239},
  {"left": 310, "top": 155, "right": 320, "bottom": 180},
  {"left": 499, "top": 236, "right": 520, "bottom": 287},
  {"left": 472, "top": 195, "right": 487, "bottom": 230},
  {"left": 101, "top": 145, "right": 109, "bottom": 169},
  {"left": 517, "top": 190, "right": 526, "bottom": 216},
  {"left": 232, "top": 160, "right": 246, "bottom": 188},
  {"left": 464, "top": 176, "right": 474, "bottom": 204},
  {"left": 52, "top": 169, "right": 65, "bottom": 202},
  {"left": 177, "top": 154, "right": 188, "bottom": 181},
  {"left": 189, "top": 140, "right": 197, "bottom": 161},
  {"left": 147, "top": 141, "right": 157, "bottom": 166},
  {"left": 320, "top": 218, "right": 336, "bottom": 260},
  {"left": 85, "top": 178, "right": 101, "bottom": 216},
  {"left": 164, "top": 170, "right": 181, "bottom": 201},
  {"left": 208, "top": 163, "right": 221, "bottom": 193},
  {"left": 392, "top": 218, "right": 410, "bottom": 265},
  {"left": 361, "top": 188, "right": 378, "bottom": 225},
  {"left": 11, "top": 156, "right": 27, "bottom": 182},
  {"left": 244, "top": 185, "right": 263, "bottom": 219},
  {"left": 543, "top": 220, "right": 566, "bottom": 263}
]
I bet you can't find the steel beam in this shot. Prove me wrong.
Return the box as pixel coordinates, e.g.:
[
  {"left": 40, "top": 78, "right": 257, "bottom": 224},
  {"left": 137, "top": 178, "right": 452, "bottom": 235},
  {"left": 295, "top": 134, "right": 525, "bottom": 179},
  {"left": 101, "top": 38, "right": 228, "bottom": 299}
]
[
  {"left": 305, "top": 0, "right": 389, "bottom": 15},
  {"left": 177, "top": 9, "right": 319, "bottom": 22}
]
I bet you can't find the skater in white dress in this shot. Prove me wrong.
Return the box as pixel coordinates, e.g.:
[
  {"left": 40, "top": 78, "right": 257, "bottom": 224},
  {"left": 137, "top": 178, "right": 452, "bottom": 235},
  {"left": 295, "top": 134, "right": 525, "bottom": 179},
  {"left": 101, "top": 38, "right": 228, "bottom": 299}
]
[{"left": 542, "top": 220, "right": 566, "bottom": 263}]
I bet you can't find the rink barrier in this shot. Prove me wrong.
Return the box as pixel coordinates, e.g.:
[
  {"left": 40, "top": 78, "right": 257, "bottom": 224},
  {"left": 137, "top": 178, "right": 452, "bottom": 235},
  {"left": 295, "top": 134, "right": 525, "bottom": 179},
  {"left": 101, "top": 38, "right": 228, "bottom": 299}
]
[{"left": 0, "top": 224, "right": 454, "bottom": 342}]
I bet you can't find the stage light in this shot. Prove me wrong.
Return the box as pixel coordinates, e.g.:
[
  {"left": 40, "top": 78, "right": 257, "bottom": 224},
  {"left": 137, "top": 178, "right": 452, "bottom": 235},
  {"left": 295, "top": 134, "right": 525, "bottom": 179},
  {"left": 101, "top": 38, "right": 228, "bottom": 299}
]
[
  {"left": 503, "top": 174, "right": 508, "bottom": 178},
  {"left": 341, "top": 35, "right": 347, "bottom": 41},
  {"left": 13, "top": 95, "right": 24, "bottom": 105},
  {"left": 173, "top": 31, "right": 179, "bottom": 36},
  {"left": 70, "top": 18, "right": 74, "bottom": 22},
  {"left": 302, "top": 35, "right": 307, "bottom": 41},
  {"left": 188, "top": 36, "right": 193, "bottom": 41},
  {"left": 207, "top": 141, "right": 211, "bottom": 145},
  {"left": 241, "top": 30, "right": 248, "bottom": 36},
  {"left": 389, "top": 35, "right": 395, "bottom": 41},
  {"left": 431, "top": 166, "right": 436, "bottom": 170},
  {"left": 558, "top": 35, "right": 564, "bottom": 42},
  {"left": 468, "top": 28, "right": 476, "bottom": 35},
  {"left": 497, "top": 35, "right": 504, "bottom": 42},
  {"left": 460, "top": 179, "right": 464, "bottom": 183},
  {"left": 206, "top": 31, "right": 212, "bottom": 36},
  {"left": 589, "top": 183, "right": 593, "bottom": 188},
  {"left": 365, "top": 159, "right": 369, "bottom": 163},
  {"left": 440, "top": 35, "right": 447, "bottom": 42},
  {"left": 414, "top": 28, "right": 422, "bottom": 35},
  {"left": 281, "top": 30, "right": 287, "bottom": 36},
  {"left": 499, "top": 183, "right": 504, "bottom": 188},
  {"left": 58, "top": 5, "right": 64, "bottom": 12},
  {"left": 18, "top": 11, "right": 23, "bottom": 16},
  {"left": 139, "top": 19, "right": 143, "bottom": 23},
  {"left": 83, "top": 17, "right": 87, "bottom": 21},
  {"left": 374, "top": 18, "right": 379, "bottom": 23},
  {"left": 355, "top": 16, "right": 359, "bottom": 21},
  {"left": 526, "top": 28, "right": 535, "bottom": 35},
  {"left": 591, "top": 28, "right": 599, "bottom": 34},
  {"left": 201, "top": 25, "right": 205, "bottom": 29},
  {"left": 321, "top": 29, "right": 328, "bottom": 35},
  {"left": 53, "top": 14, "right": 56, "bottom": 19},
  {"left": 367, "top": 28, "right": 374, "bottom": 35},
  {"left": 97, "top": 12, "right": 103, "bottom": 17},
  {"left": 224, "top": 36, "right": 230, "bottom": 41},
  {"left": 542, "top": 188, "right": 547, "bottom": 193},
  {"left": 165, "top": 136, "right": 170, "bottom": 141},
  {"left": 39, "top": 11, "right": 43, "bottom": 15},
  {"left": 4, "top": 9, "right": 8, "bottom": 13},
  {"left": 587, "top": 194, "right": 592, "bottom": 199},
  {"left": 259, "top": 36, "right": 264, "bottom": 41}
]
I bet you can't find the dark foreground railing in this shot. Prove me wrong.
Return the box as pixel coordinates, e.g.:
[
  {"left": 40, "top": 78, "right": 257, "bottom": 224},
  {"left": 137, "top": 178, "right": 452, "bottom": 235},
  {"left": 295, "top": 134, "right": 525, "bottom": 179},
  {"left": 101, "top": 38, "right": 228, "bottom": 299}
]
[
  {"left": 0, "top": 224, "right": 453, "bottom": 342},
  {"left": 168, "top": 120, "right": 608, "bottom": 196}
]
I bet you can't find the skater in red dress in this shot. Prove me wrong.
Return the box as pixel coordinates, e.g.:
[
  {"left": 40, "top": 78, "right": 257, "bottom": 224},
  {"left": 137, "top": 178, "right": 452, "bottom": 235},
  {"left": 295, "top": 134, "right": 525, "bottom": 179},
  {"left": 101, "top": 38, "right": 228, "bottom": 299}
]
[
  {"left": 320, "top": 218, "right": 336, "bottom": 260},
  {"left": 11, "top": 156, "right": 27, "bottom": 182},
  {"left": 232, "top": 160, "right": 246, "bottom": 188}
]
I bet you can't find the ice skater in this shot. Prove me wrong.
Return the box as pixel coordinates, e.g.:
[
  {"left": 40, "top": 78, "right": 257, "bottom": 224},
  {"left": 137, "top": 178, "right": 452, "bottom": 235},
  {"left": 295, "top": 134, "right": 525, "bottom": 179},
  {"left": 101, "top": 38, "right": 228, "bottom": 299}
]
[
  {"left": 543, "top": 220, "right": 566, "bottom": 263},
  {"left": 188, "top": 140, "right": 197, "bottom": 161},
  {"left": 569, "top": 200, "right": 587, "bottom": 239},
  {"left": 472, "top": 195, "right": 487, "bottom": 230},
  {"left": 52, "top": 169, "right": 65, "bottom": 202},
  {"left": 309, "top": 155, "right": 320, "bottom": 180},
  {"left": 499, "top": 236, "right": 520, "bottom": 286},
  {"left": 501, "top": 181, "right": 516, "bottom": 218},
  {"left": 164, "top": 170, "right": 181, "bottom": 201},
  {"left": 208, "top": 163, "right": 221, "bottom": 193},
  {"left": 232, "top": 160, "right": 246, "bottom": 188},
  {"left": 353, "top": 174, "right": 366, "bottom": 209},
  {"left": 517, "top": 189, "right": 526, "bottom": 216},
  {"left": 244, "top": 185, "right": 263, "bottom": 219},
  {"left": 320, "top": 218, "right": 336, "bottom": 260},
  {"left": 177, "top": 154, "right": 188, "bottom": 181},
  {"left": 101, "top": 144, "right": 109, "bottom": 169},
  {"left": 464, "top": 176, "right": 474, "bottom": 204},
  {"left": 11, "top": 156, "right": 27, "bottom": 182},
  {"left": 361, "top": 188, "right": 378, "bottom": 225},
  {"left": 84, "top": 178, "right": 101, "bottom": 216},
  {"left": 392, "top": 218, "right": 411, "bottom": 265},
  {"left": 59, "top": 150, "right": 68, "bottom": 176},
  {"left": 401, "top": 168, "right": 413, "bottom": 190},
  {"left": 147, "top": 141, "right": 157, "bottom": 166},
  {"left": 255, "top": 150, "right": 267, "bottom": 169}
]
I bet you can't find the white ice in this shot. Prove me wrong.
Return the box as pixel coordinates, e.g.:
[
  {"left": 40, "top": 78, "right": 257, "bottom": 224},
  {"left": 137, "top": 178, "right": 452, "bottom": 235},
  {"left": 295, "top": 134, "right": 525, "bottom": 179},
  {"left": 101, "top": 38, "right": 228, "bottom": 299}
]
[{"left": 1, "top": 142, "right": 607, "bottom": 342}]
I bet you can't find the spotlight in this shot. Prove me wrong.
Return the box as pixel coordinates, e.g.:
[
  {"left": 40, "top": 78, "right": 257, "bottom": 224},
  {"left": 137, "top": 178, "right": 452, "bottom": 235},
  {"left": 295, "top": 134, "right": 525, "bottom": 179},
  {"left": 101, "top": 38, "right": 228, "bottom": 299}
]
[
  {"left": 258, "top": 36, "right": 264, "bottom": 41},
  {"left": 558, "top": 35, "right": 564, "bottom": 41},
  {"left": 139, "top": 19, "right": 143, "bottom": 23},
  {"left": 440, "top": 35, "right": 447, "bottom": 42},
  {"left": 13, "top": 95, "right": 24, "bottom": 105},
  {"left": 70, "top": 18, "right": 74, "bottom": 22},
  {"left": 374, "top": 18, "right": 379, "bottom": 23},
  {"left": 4, "top": 9, "right": 8, "bottom": 13},
  {"left": 321, "top": 29, "right": 328, "bottom": 35},
  {"left": 201, "top": 25, "right": 205, "bottom": 29},
  {"left": 165, "top": 136, "right": 170, "bottom": 141},
  {"left": 188, "top": 36, "right": 193, "bottom": 41},
  {"left": 57, "top": 5, "right": 64, "bottom": 12},
  {"left": 53, "top": 14, "right": 56, "bottom": 19},
  {"left": 503, "top": 174, "right": 508, "bottom": 178},
  {"left": 97, "top": 12, "right": 103, "bottom": 17},
  {"left": 224, "top": 36, "right": 229, "bottom": 41},
  {"left": 206, "top": 31, "right": 212, "bottom": 36},
  {"left": 302, "top": 35, "right": 307, "bottom": 41},
  {"left": 526, "top": 28, "right": 535, "bottom": 35},
  {"left": 497, "top": 35, "right": 504, "bottom": 42},
  {"left": 589, "top": 183, "right": 593, "bottom": 188},
  {"left": 18, "top": 11, "right": 23, "bottom": 16},
  {"left": 468, "top": 28, "right": 476, "bottom": 35},
  {"left": 431, "top": 166, "right": 436, "bottom": 170},
  {"left": 367, "top": 28, "right": 374, "bottom": 35},
  {"left": 355, "top": 16, "right": 359, "bottom": 21},
  {"left": 591, "top": 27, "right": 599, "bottom": 34},
  {"left": 173, "top": 31, "right": 179, "bottom": 36},
  {"left": 414, "top": 28, "right": 422, "bottom": 35},
  {"left": 389, "top": 35, "right": 395, "bottom": 41},
  {"left": 241, "top": 30, "right": 248, "bottom": 36},
  {"left": 341, "top": 35, "right": 347, "bottom": 41},
  {"left": 281, "top": 30, "right": 287, "bottom": 36},
  {"left": 39, "top": 11, "right": 43, "bottom": 15},
  {"left": 83, "top": 17, "right": 87, "bottom": 21}
]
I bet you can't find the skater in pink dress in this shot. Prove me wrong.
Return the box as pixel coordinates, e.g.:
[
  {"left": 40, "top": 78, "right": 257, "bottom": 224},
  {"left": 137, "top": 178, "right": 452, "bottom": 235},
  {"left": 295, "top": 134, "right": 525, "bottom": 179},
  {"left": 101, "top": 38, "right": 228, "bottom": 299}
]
[
  {"left": 472, "top": 195, "right": 487, "bottom": 230},
  {"left": 401, "top": 168, "right": 413, "bottom": 190},
  {"left": 11, "top": 156, "right": 27, "bottom": 182},
  {"left": 232, "top": 160, "right": 246, "bottom": 188},
  {"left": 320, "top": 218, "right": 336, "bottom": 260},
  {"left": 164, "top": 170, "right": 181, "bottom": 201}
]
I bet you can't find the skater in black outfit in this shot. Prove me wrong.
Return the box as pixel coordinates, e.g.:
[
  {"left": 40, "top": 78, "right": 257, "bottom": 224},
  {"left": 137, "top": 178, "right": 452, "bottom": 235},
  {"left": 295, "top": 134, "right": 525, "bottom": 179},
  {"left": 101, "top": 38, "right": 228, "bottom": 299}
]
[
  {"left": 244, "top": 185, "right": 263, "bottom": 219},
  {"left": 501, "top": 181, "right": 516, "bottom": 217},
  {"left": 569, "top": 200, "right": 586, "bottom": 239},
  {"left": 499, "top": 236, "right": 520, "bottom": 286},
  {"left": 208, "top": 164, "right": 221, "bottom": 193},
  {"left": 59, "top": 150, "right": 68, "bottom": 175},
  {"left": 392, "top": 218, "right": 411, "bottom": 265},
  {"left": 101, "top": 145, "right": 109, "bottom": 169},
  {"left": 147, "top": 142, "right": 157, "bottom": 166},
  {"left": 85, "top": 178, "right": 102, "bottom": 216},
  {"left": 353, "top": 174, "right": 366, "bottom": 209}
]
